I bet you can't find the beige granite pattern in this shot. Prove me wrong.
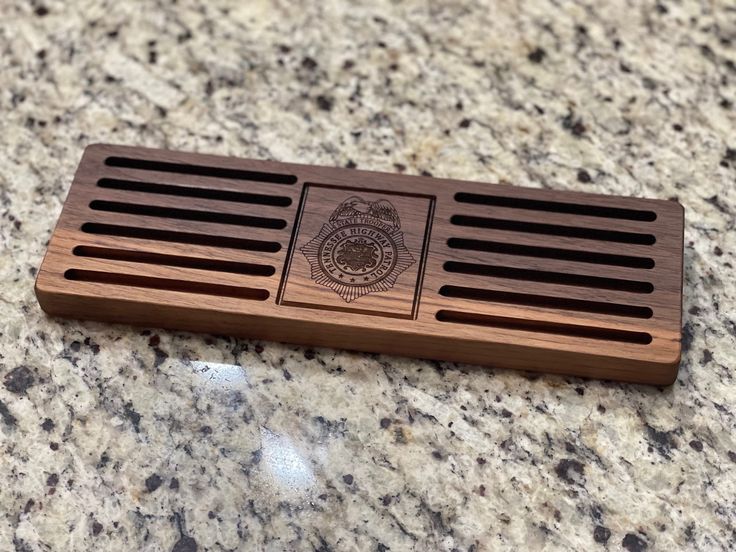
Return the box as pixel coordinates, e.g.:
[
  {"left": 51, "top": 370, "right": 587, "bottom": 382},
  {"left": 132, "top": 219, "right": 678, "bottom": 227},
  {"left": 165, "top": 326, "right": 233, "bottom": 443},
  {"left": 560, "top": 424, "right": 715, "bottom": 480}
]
[{"left": 1, "top": 0, "right": 735, "bottom": 551}]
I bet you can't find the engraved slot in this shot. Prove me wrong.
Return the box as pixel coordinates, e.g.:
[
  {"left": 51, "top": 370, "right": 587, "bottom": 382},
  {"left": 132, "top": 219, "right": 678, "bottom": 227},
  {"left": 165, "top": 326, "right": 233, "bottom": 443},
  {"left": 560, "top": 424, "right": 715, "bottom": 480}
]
[
  {"left": 447, "top": 238, "right": 655, "bottom": 269},
  {"left": 105, "top": 156, "right": 297, "bottom": 184},
  {"left": 439, "top": 286, "right": 653, "bottom": 318},
  {"left": 454, "top": 192, "right": 657, "bottom": 221},
  {"left": 88, "top": 200, "right": 287, "bottom": 229},
  {"left": 97, "top": 178, "right": 292, "bottom": 207},
  {"left": 64, "top": 269, "right": 269, "bottom": 300},
  {"left": 450, "top": 215, "right": 656, "bottom": 245},
  {"left": 435, "top": 310, "right": 653, "bottom": 344},
  {"left": 81, "top": 223, "right": 281, "bottom": 252},
  {"left": 73, "top": 246, "right": 276, "bottom": 276},
  {"left": 443, "top": 261, "right": 654, "bottom": 293}
]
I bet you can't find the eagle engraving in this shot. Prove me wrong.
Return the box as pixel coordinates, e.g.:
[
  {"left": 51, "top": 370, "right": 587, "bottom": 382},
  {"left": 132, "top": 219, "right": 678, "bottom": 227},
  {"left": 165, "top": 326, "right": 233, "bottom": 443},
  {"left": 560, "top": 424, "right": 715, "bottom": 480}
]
[{"left": 329, "top": 196, "right": 401, "bottom": 229}]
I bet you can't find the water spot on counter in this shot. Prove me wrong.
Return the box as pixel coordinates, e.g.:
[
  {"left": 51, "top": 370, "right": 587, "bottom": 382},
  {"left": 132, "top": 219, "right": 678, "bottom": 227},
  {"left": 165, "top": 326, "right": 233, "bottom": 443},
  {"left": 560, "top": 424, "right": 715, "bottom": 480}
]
[
  {"left": 4, "top": 366, "right": 35, "bottom": 394},
  {"left": 260, "top": 427, "right": 315, "bottom": 491},
  {"left": 191, "top": 361, "right": 246, "bottom": 386}
]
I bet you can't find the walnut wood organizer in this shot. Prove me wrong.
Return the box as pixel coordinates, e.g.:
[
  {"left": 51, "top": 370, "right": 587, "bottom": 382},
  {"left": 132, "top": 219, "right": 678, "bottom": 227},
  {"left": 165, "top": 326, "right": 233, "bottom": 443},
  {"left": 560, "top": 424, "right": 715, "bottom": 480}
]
[{"left": 35, "top": 144, "right": 684, "bottom": 384}]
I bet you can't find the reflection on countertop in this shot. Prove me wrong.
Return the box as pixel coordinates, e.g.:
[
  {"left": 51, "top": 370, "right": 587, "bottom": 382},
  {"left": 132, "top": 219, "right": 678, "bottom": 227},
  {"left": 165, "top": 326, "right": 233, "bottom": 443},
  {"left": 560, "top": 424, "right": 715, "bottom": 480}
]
[{"left": 1, "top": 0, "right": 735, "bottom": 551}]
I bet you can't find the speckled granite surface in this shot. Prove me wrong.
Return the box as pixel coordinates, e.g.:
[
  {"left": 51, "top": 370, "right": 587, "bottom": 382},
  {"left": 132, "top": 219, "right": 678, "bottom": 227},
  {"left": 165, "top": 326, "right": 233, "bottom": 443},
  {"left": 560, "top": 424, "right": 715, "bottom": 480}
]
[{"left": 1, "top": 0, "right": 735, "bottom": 550}]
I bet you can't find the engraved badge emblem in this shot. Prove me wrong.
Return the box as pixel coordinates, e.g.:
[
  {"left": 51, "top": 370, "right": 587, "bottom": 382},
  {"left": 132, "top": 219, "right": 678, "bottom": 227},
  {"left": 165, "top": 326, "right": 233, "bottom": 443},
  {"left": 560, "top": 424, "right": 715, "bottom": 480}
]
[{"left": 300, "top": 196, "right": 415, "bottom": 302}]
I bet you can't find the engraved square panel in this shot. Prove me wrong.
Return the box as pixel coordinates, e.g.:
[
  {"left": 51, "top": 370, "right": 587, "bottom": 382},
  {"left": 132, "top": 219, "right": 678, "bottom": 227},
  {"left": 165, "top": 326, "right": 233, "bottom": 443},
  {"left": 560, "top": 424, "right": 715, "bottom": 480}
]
[{"left": 278, "top": 183, "right": 435, "bottom": 319}]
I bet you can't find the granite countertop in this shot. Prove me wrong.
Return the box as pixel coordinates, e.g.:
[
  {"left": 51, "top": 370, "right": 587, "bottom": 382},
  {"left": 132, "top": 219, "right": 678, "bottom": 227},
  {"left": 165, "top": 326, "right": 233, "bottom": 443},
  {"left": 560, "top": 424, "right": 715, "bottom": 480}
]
[{"left": 1, "top": 1, "right": 735, "bottom": 550}]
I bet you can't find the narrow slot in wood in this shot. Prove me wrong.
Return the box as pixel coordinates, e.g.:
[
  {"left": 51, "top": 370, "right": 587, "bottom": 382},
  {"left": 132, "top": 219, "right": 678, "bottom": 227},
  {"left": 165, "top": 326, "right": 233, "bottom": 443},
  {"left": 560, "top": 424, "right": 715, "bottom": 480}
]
[
  {"left": 435, "top": 310, "right": 653, "bottom": 344},
  {"left": 447, "top": 238, "right": 655, "bottom": 269},
  {"left": 81, "top": 223, "right": 281, "bottom": 252},
  {"left": 64, "top": 269, "right": 270, "bottom": 300},
  {"left": 73, "top": 246, "right": 276, "bottom": 276},
  {"left": 439, "top": 285, "right": 653, "bottom": 318},
  {"left": 454, "top": 192, "right": 657, "bottom": 221},
  {"left": 97, "top": 178, "right": 292, "bottom": 207},
  {"left": 105, "top": 156, "right": 297, "bottom": 184},
  {"left": 443, "top": 261, "right": 654, "bottom": 293},
  {"left": 88, "top": 200, "right": 287, "bottom": 229},
  {"left": 450, "top": 215, "right": 656, "bottom": 245}
]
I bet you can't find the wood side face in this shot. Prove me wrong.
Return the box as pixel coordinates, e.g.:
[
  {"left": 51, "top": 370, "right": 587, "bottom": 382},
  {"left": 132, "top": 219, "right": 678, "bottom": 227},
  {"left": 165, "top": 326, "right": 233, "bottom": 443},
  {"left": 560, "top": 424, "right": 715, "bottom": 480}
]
[{"left": 35, "top": 144, "right": 685, "bottom": 384}]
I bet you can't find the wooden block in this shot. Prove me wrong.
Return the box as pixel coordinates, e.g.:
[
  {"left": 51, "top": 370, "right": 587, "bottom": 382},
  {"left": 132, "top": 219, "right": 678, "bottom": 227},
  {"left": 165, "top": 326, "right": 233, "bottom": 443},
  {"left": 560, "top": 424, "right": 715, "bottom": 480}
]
[{"left": 35, "top": 144, "right": 685, "bottom": 384}]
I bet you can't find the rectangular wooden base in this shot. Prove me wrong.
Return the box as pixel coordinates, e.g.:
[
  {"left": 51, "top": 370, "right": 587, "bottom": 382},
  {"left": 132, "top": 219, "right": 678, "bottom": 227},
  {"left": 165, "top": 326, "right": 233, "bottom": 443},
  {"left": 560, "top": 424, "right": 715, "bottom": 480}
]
[{"left": 35, "top": 144, "right": 684, "bottom": 384}]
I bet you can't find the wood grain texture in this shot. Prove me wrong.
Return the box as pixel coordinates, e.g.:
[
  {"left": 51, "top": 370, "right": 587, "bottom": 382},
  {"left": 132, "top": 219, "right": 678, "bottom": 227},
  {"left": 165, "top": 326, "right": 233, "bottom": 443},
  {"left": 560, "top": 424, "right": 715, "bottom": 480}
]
[{"left": 35, "top": 144, "right": 685, "bottom": 384}]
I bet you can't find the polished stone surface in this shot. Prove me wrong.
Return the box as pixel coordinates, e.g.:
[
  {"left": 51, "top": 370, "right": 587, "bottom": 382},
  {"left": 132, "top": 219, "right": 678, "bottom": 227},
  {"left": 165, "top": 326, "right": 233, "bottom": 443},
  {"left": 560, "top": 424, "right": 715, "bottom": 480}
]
[{"left": 1, "top": 0, "right": 735, "bottom": 550}]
